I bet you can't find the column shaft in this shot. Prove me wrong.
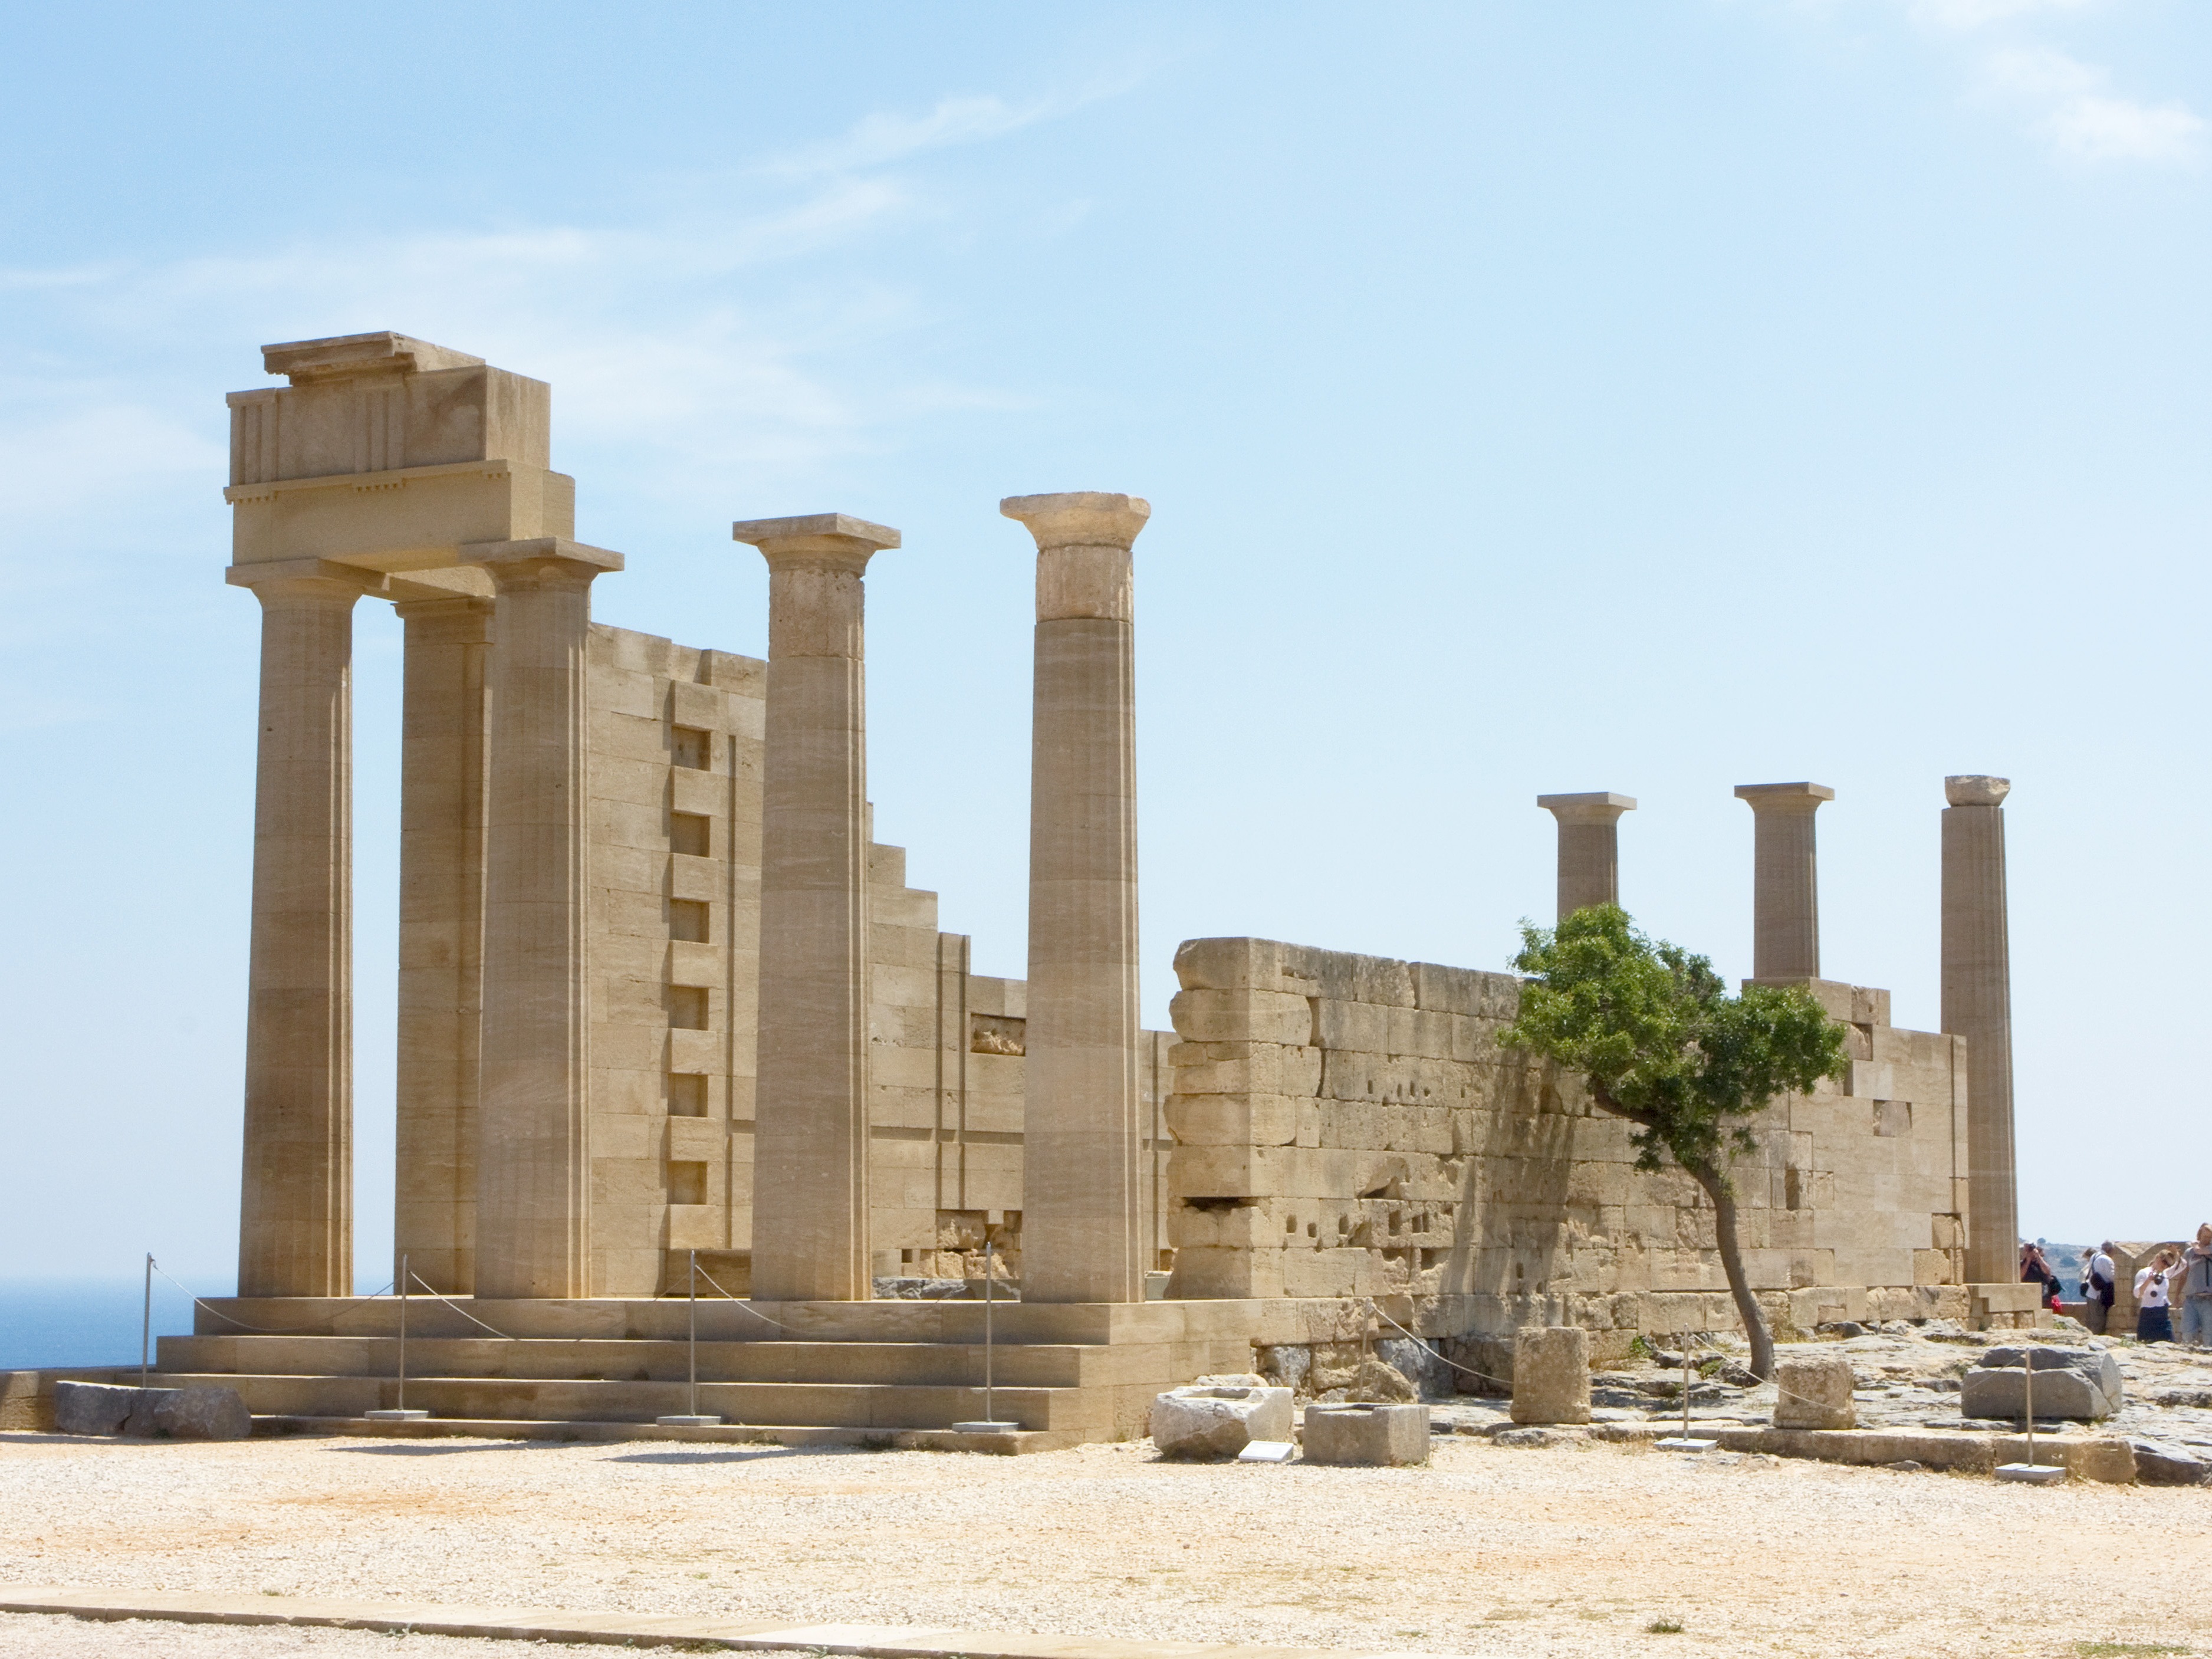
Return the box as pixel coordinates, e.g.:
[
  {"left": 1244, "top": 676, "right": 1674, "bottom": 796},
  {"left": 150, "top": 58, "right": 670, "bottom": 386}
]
[
  {"left": 238, "top": 577, "right": 362, "bottom": 1299},
  {"left": 1942, "top": 776, "right": 2016, "bottom": 1285},
  {"left": 1005, "top": 492, "right": 1151, "bottom": 1305},
  {"left": 735, "top": 515, "right": 898, "bottom": 1302},
  {"left": 475, "top": 543, "right": 613, "bottom": 1299},
  {"left": 1537, "top": 793, "right": 1635, "bottom": 919},
  {"left": 1735, "top": 783, "right": 1834, "bottom": 981},
  {"left": 393, "top": 598, "right": 492, "bottom": 1295}
]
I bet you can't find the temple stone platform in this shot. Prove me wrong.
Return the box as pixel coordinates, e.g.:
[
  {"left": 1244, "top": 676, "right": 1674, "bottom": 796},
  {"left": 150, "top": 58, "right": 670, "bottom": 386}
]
[{"left": 153, "top": 1297, "right": 1372, "bottom": 1451}]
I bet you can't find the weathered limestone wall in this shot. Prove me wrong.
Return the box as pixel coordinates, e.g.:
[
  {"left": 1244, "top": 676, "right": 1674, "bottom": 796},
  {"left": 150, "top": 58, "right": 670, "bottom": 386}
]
[{"left": 1163, "top": 937, "right": 1971, "bottom": 1351}]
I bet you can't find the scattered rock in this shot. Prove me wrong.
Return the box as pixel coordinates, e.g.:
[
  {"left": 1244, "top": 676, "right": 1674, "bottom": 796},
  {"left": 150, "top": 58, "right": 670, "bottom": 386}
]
[
  {"left": 1774, "top": 1356, "right": 1856, "bottom": 1431},
  {"left": 1148, "top": 1384, "right": 1292, "bottom": 1460},
  {"left": 1816, "top": 1321, "right": 1867, "bottom": 1339},
  {"left": 1511, "top": 1326, "right": 1592, "bottom": 1425},
  {"left": 1376, "top": 1337, "right": 1454, "bottom": 1401},
  {"left": 2131, "top": 1442, "right": 2211, "bottom": 1487},
  {"left": 1883, "top": 1459, "right": 1929, "bottom": 1473},
  {"left": 1493, "top": 1426, "right": 1576, "bottom": 1448},
  {"left": 1352, "top": 1355, "right": 1418, "bottom": 1403}
]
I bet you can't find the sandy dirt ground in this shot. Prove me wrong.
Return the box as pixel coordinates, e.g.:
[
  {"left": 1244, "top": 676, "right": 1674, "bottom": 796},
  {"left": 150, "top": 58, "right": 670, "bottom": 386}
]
[
  {"left": 0, "top": 1612, "right": 685, "bottom": 1656},
  {"left": 0, "top": 1427, "right": 2206, "bottom": 1658}
]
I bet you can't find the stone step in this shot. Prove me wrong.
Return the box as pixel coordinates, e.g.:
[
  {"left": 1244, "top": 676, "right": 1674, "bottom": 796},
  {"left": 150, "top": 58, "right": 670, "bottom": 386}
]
[
  {"left": 252, "top": 1415, "right": 1080, "bottom": 1453},
  {"left": 159, "top": 1335, "right": 1096, "bottom": 1388},
  {"left": 151, "top": 1371, "right": 1109, "bottom": 1433}
]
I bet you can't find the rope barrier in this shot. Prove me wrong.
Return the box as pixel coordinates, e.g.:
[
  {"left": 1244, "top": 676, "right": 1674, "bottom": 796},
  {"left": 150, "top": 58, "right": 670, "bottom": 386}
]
[
  {"left": 151, "top": 1260, "right": 396, "bottom": 1335},
  {"left": 403, "top": 1270, "right": 521, "bottom": 1341}
]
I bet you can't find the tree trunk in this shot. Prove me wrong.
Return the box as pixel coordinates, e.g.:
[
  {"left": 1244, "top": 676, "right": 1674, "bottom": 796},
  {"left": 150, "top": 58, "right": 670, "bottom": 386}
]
[{"left": 1691, "top": 1162, "right": 1774, "bottom": 1381}]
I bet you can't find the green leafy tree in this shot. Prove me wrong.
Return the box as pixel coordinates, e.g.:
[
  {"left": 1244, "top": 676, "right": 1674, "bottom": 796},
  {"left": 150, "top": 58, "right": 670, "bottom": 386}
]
[{"left": 1501, "top": 905, "right": 1848, "bottom": 1381}]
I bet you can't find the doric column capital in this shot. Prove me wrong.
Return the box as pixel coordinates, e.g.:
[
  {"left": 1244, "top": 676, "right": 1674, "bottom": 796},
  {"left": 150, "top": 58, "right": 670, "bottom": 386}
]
[
  {"left": 225, "top": 557, "right": 387, "bottom": 606},
  {"left": 1001, "top": 492, "right": 1151, "bottom": 623},
  {"left": 1945, "top": 774, "right": 2010, "bottom": 807},
  {"left": 732, "top": 512, "right": 899, "bottom": 574},
  {"left": 1537, "top": 791, "right": 1636, "bottom": 825},
  {"left": 1734, "top": 781, "right": 1836, "bottom": 815},
  {"left": 467, "top": 537, "right": 623, "bottom": 593}
]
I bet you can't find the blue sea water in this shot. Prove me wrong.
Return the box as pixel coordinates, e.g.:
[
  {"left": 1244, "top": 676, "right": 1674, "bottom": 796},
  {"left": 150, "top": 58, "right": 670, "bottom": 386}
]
[{"left": 0, "top": 1277, "right": 212, "bottom": 1372}]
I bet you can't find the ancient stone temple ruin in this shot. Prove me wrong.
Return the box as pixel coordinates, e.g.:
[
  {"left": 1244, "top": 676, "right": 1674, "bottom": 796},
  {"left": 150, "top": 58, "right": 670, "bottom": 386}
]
[{"left": 168, "top": 333, "right": 2036, "bottom": 1446}]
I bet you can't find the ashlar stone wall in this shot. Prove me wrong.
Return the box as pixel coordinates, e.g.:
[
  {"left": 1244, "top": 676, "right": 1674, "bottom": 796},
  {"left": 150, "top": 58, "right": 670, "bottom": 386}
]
[{"left": 1163, "top": 937, "right": 1971, "bottom": 1352}]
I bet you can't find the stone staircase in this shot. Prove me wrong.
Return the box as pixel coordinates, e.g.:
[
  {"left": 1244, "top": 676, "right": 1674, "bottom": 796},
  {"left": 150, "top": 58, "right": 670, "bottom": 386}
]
[{"left": 154, "top": 1296, "right": 1289, "bottom": 1451}]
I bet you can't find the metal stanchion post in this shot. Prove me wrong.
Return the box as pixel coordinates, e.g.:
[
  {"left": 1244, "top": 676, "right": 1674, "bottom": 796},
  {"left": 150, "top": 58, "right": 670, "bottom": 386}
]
[
  {"left": 1656, "top": 1329, "right": 1715, "bottom": 1453},
  {"left": 1997, "top": 1336, "right": 2060, "bottom": 1483},
  {"left": 140, "top": 1254, "right": 153, "bottom": 1390},
  {"left": 952, "top": 1229, "right": 1018, "bottom": 1436},
  {"left": 367, "top": 1254, "right": 428, "bottom": 1423},
  {"left": 658, "top": 1249, "right": 720, "bottom": 1427}
]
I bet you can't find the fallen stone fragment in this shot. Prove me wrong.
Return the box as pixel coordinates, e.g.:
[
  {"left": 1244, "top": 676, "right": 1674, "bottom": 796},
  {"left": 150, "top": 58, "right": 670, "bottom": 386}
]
[
  {"left": 151, "top": 1385, "right": 253, "bottom": 1441},
  {"left": 52, "top": 1382, "right": 148, "bottom": 1436},
  {"left": 1148, "top": 1385, "right": 1293, "bottom": 1460},
  {"left": 2131, "top": 1442, "right": 2211, "bottom": 1487},
  {"left": 1511, "top": 1326, "right": 1591, "bottom": 1425},
  {"left": 1773, "top": 1356, "right": 1856, "bottom": 1431},
  {"left": 1960, "top": 1348, "right": 2122, "bottom": 1422},
  {"left": 1303, "top": 1402, "right": 1430, "bottom": 1466}
]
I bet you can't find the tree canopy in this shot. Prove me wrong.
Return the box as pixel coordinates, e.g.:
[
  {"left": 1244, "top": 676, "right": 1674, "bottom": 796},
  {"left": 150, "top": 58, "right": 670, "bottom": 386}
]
[{"left": 1502, "top": 904, "right": 1848, "bottom": 1378}]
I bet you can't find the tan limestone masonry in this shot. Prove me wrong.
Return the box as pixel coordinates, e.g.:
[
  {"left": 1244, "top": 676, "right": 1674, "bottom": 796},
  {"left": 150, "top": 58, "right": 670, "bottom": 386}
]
[
  {"left": 735, "top": 514, "right": 900, "bottom": 1302},
  {"left": 1163, "top": 937, "right": 1972, "bottom": 1354},
  {"left": 1734, "top": 781, "right": 1834, "bottom": 982},
  {"left": 1534, "top": 792, "right": 1634, "bottom": 919},
  {"left": 1942, "top": 775, "right": 2018, "bottom": 1286},
  {"left": 1003, "top": 493, "right": 1152, "bottom": 1305},
  {"left": 228, "top": 336, "right": 1172, "bottom": 1305}
]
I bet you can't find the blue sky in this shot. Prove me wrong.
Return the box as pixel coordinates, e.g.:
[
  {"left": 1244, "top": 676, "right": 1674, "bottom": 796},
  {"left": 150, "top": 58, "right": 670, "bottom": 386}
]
[{"left": 1, "top": 1, "right": 2204, "bottom": 1286}]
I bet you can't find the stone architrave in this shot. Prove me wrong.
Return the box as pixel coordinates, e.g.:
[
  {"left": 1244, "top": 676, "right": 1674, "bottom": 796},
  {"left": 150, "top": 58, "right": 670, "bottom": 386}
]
[
  {"left": 226, "top": 557, "right": 386, "bottom": 1299},
  {"left": 1510, "top": 1325, "right": 1592, "bottom": 1424},
  {"left": 1734, "top": 782, "right": 1836, "bottom": 981},
  {"left": 1536, "top": 793, "right": 1635, "bottom": 919},
  {"left": 1001, "top": 491, "right": 1152, "bottom": 1305},
  {"left": 1943, "top": 774, "right": 2017, "bottom": 1286},
  {"left": 471, "top": 537, "right": 623, "bottom": 1299},
  {"left": 392, "top": 593, "right": 494, "bottom": 1296},
  {"left": 733, "top": 513, "right": 900, "bottom": 1302}
]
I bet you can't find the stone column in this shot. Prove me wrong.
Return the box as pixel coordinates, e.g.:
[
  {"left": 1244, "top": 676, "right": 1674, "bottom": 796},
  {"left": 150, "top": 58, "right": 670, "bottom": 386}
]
[
  {"left": 1003, "top": 491, "right": 1151, "bottom": 1305},
  {"left": 228, "top": 559, "right": 380, "bottom": 1299},
  {"left": 1943, "top": 774, "right": 2017, "bottom": 1285},
  {"left": 1734, "top": 781, "right": 1835, "bottom": 981},
  {"left": 732, "top": 513, "right": 899, "bottom": 1302},
  {"left": 471, "top": 537, "right": 622, "bottom": 1299},
  {"left": 393, "top": 596, "right": 493, "bottom": 1295},
  {"left": 1536, "top": 793, "right": 1635, "bottom": 919}
]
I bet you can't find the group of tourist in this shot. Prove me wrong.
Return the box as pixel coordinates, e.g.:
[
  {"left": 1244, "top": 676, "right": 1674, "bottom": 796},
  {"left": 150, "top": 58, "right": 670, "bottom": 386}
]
[{"left": 2023, "top": 1226, "right": 2212, "bottom": 1343}]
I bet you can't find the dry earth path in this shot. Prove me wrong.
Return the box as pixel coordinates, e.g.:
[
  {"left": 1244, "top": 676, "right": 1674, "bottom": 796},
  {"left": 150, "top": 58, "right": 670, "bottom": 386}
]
[{"left": 0, "top": 1429, "right": 2205, "bottom": 1658}]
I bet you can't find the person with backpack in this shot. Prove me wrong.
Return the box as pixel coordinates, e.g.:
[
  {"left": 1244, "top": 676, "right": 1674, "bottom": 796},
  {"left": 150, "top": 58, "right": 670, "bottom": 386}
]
[
  {"left": 2177, "top": 1224, "right": 2212, "bottom": 1348},
  {"left": 2082, "top": 1242, "right": 2116, "bottom": 1335}
]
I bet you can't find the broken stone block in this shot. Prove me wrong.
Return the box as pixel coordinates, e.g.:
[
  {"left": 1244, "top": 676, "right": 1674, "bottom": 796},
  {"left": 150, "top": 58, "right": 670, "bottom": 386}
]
[
  {"left": 1303, "top": 1402, "right": 1430, "bottom": 1466},
  {"left": 2132, "top": 1442, "right": 2210, "bottom": 1487},
  {"left": 1353, "top": 1355, "right": 1418, "bottom": 1402},
  {"left": 52, "top": 1381, "right": 147, "bottom": 1436},
  {"left": 1376, "top": 1337, "right": 1453, "bottom": 1401},
  {"left": 1961, "top": 1348, "right": 2122, "bottom": 1421},
  {"left": 1148, "top": 1385, "right": 1293, "bottom": 1460},
  {"left": 1510, "top": 1326, "right": 1591, "bottom": 1425},
  {"left": 1773, "top": 1356, "right": 1856, "bottom": 1430},
  {"left": 1492, "top": 1425, "right": 1577, "bottom": 1448},
  {"left": 151, "top": 1386, "right": 253, "bottom": 1441}
]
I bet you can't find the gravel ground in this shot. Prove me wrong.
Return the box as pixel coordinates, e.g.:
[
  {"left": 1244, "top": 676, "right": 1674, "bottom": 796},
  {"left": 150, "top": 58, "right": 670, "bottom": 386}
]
[
  {"left": 0, "top": 1612, "right": 685, "bottom": 1657},
  {"left": 2, "top": 1427, "right": 2208, "bottom": 1658}
]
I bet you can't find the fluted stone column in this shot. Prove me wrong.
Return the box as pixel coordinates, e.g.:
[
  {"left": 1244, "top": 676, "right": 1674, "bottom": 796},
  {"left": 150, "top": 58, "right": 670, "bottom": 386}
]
[
  {"left": 472, "top": 537, "right": 622, "bottom": 1299},
  {"left": 1003, "top": 491, "right": 1151, "bottom": 1306},
  {"left": 1943, "top": 775, "right": 2017, "bottom": 1285},
  {"left": 734, "top": 513, "right": 899, "bottom": 1302},
  {"left": 393, "top": 596, "right": 493, "bottom": 1295},
  {"left": 228, "top": 559, "right": 381, "bottom": 1298},
  {"left": 1536, "top": 792, "right": 1635, "bottom": 919},
  {"left": 1734, "top": 782, "right": 1835, "bottom": 981}
]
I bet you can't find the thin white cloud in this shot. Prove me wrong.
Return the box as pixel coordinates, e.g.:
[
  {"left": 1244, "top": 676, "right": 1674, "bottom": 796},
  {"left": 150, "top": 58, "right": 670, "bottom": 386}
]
[
  {"left": 1984, "top": 44, "right": 2206, "bottom": 163},
  {"left": 771, "top": 94, "right": 1060, "bottom": 177},
  {"left": 1908, "top": 0, "right": 2101, "bottom": 31}
]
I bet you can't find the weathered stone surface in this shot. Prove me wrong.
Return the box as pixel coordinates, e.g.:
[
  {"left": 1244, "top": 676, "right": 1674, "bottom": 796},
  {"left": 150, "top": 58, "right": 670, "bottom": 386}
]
[
  {"left": 1511, "top": 1326, "right": 1591, "bottom": 1425},
  {"left": 1963, "top": 1348, "right": 2122, "bottom": 1421},
  {"left": 1493, "top": 1425, "right": 1577, "bottom": 1448},
  {"left": 1773, "top": 1355, "right": 1856, "bottom": 1430},
  {"left": 1353, "top": 1355, "right": 1418, "bottom": 1402},
  {"left": 52, "top": 1382, "right": 148, "bottom": 1437},
  {"left": 151, "top": 1385, "right": 254, "bottom": 1441},
  {"left": 1376, "top": 1337, "right": 1454, "bottom": 1401},
  {"left": 1148, "top": 1385, "right": 1293, "bottom": 1459},
  {"left": 2132, "top": 1442, "right": 2210, "bottom": 1486},
  {"left": 1303, "top": 1402, "right": 1431, "bottom": 1465}
]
